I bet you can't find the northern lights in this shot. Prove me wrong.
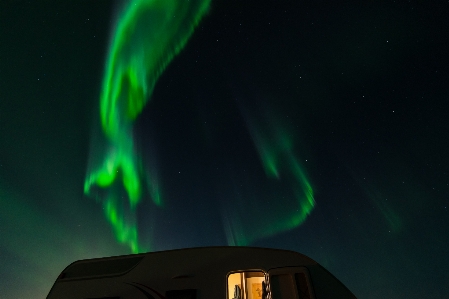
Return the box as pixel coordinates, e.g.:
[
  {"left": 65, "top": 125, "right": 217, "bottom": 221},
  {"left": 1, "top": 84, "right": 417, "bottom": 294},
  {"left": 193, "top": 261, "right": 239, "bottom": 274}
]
[
  {"left": 1, "top": 1, "right": 449, "bottom": 298},
  {"left": 84, "top": 0, "right": 212, "bottom": 253},
  {"left": 85, "top": 0, "right": 314, "bottom": 253},
  {"left": 223, "top": 108, "right": 315, "bottom": 246}
]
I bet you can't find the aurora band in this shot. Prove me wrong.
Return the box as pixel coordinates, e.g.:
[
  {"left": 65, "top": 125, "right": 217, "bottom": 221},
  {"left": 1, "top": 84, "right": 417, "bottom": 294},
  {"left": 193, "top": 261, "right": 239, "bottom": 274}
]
[
  {"left": 84, "top": 0, "right": 211, "bottom": 253},
  {"left": 223, "top": 110, "right": 315, "bottom": 246}
]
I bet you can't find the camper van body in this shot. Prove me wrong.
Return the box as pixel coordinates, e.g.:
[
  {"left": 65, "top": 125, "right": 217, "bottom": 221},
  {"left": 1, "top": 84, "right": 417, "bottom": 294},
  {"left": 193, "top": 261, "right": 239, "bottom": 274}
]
[{"left": 46, "top": 247, "right": 356, "bottom": 299}]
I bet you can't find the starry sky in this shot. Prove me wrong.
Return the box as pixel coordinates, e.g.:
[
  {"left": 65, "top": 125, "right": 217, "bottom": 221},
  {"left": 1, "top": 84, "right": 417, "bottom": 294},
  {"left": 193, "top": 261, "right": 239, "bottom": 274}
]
[{"left": 1, "top": 0, "right": 448, "bottom": 298}]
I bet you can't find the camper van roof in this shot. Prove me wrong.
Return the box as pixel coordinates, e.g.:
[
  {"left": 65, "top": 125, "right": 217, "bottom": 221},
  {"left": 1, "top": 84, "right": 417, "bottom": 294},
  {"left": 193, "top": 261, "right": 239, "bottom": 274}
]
[{"left": 59, "top": 247, "right": 318, "bottom": 281}]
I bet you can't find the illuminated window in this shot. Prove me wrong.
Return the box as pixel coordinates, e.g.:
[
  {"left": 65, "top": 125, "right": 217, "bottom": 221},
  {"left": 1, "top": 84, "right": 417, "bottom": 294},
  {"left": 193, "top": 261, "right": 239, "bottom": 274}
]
[{"left": 228, "top": 271, "right": 266, "bottom": 299}]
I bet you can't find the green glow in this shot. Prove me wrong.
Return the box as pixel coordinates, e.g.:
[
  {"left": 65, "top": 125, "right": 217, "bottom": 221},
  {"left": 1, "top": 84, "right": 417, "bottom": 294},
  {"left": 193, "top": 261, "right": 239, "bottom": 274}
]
[
  {"left": 85, "top": 0, "right": 211, "bottom": 253},
  {"left": 354, "top": 175, "right": 403, "bottom": 233},
  {"left": 104, "top": 195, "right": 139, "bottom": 253},
  {"left": 145, "top": 168, "right": 163, "bottom": 207},
  {"left": 224, "top": 113, "right": 315, "bottom": 246}
]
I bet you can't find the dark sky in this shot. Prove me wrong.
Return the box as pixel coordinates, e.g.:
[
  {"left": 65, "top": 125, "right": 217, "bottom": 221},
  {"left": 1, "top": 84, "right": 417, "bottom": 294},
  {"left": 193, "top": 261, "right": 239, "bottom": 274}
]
[{"left": 1, "top": 0, "right": 448, "bottom": 298}]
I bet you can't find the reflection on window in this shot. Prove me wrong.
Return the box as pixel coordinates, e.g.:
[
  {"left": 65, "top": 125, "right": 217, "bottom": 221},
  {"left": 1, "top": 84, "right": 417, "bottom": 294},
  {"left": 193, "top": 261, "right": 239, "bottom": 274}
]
[
  {"left": 270, "top": 274, "right": 296, "bottom": 299},
  {"left": 228, "top": 271, "right": 266, "bottom": 299},
  {"left": 270, "top": 271, "right": 312, "bottom": 299},
  {"left": 295, "top": 273, "right": 311, "bottom": 299}
]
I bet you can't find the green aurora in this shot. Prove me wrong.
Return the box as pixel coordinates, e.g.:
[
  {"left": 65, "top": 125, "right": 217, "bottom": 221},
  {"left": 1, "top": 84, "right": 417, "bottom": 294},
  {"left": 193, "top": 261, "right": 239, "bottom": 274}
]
[
  {"left": 84, "top": 0, "right": 314, "bottom": 252},
  {"left": 223, "top": 111, "right": 315, "bottom": 246},
  {"left": 84, "top": 0, "right": 211, "bottom": 253}
]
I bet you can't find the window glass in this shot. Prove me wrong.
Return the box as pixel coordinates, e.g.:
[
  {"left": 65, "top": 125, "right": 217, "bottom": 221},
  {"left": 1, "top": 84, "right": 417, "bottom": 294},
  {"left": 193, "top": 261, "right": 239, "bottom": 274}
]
[
  {"left": 270, "top": 274, "right": 296, "bottom": 299},
  {"left": 294, "top": 273, "right": 311, "bottom": 299},
  {"left": 269, "top": 267, "right": 314, "bottom": 299},
  {"left": 228, "top": 272, "right": 243, "bottom": 299}
]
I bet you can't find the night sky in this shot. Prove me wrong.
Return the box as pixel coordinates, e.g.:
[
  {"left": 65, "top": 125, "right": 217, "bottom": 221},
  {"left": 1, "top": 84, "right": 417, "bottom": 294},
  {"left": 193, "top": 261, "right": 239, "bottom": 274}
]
[{"left": 1, "top": 0, "right": 448, "bottom": 298}]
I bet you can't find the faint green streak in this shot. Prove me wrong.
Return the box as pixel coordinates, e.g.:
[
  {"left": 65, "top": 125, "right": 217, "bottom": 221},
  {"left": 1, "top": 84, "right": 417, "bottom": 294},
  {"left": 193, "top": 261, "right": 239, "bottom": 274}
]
[
  {"left": 360, "top": 179, "right": 403, "bottom": 233},
  {"left": 85, "top": 0, "right": 211, "bottom": 253},
  {"left": 224, "top": 114, "right": 315, "bottom": 246}
]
